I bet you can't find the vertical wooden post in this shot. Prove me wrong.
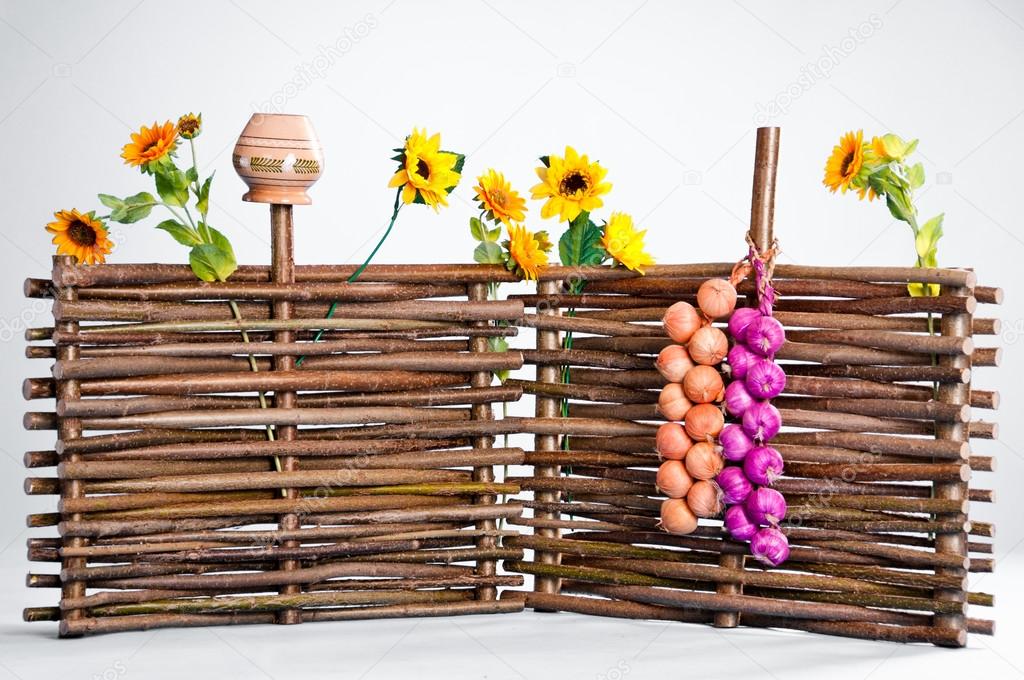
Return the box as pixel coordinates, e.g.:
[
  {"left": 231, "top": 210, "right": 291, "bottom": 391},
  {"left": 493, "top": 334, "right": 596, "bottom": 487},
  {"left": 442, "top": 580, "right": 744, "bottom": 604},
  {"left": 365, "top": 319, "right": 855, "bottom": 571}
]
[
  {"left": 52, "top": 256, "right": 86, "bottom": 638},
  {"left": 714, "top": 126, "right": 781, "bottom": 629},
  {"left": 532, "top": 279, "right": 563, "bottom": 603},
  {"left": 468, "top": 282, "right": 498, "bottom": 601},
  {"left": 933, "top": 283, "right": 972, "bottom": 647},
  {"left": 271, "top": 204, "right": 302, "bottom": 625}
]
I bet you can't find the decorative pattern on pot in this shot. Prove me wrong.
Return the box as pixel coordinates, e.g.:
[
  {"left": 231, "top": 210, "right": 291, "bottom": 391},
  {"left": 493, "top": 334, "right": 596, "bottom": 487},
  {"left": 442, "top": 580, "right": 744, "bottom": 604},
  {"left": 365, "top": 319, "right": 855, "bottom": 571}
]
[{"left": 232, "top": 113, "right": 324, "bottom": 205}]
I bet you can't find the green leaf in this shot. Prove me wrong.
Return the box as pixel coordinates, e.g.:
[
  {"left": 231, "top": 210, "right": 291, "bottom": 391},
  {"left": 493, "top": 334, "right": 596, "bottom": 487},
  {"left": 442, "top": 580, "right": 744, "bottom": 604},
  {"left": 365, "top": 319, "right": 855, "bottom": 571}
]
[
  {"left": 470, "top": 216, "right": 486, "bottom": 241},
  {"left": 488, "top": 336, "right": 509, "bottom": 353},
  {"left": 196, "top": 174, "right": 213, "bottom": 216},
  {"left": 473, "top": 240, "right": 505, "bottom": 265},
  {"left": 189, "top": 241, "right": 236, "bottom": 282},
  {"left": 97, "top": 194, "right": 124, "bottom": 211},
  {"left": 185, "top": 167, "right": 199, "bottom": 183},
  {"left": 155, "top": 166, "right": 190, "bottom": 207},
  {"left": 558, "top": 213, "right": 606, "bottom": 267},
  {"left": 449, "top": 152, "right": 466, "bottom": 176},
  {"left": 906, "top": 162, "right": 925, "bottom": 190},
  {"left": 884, "top": 191, "right": 911, "bottom": 224},
  {"left": 904, "top": 138, "right": 919, "bottom": 157},
  {"left": 538, "top": 155, "right": 550, "bottom": 168},
  {"left": 915, "top": 213, "right": 943, "bottom": 259},
  {"left": 155, "top": 219, "right": 203, "bottom": 247},
  {"left": 109, "top": 191, "right": 157, "bottom": 224},
  {"left": 486, "top": 225, "right": 502, "bottom": 241}
]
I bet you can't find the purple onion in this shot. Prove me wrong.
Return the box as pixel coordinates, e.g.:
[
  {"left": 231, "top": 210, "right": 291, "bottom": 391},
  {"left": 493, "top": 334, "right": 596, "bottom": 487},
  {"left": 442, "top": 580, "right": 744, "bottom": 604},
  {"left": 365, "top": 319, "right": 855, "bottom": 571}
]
[
  {"left": 743, "top": 445, "right": 784, "bottom": 485},
  {"left": 719, "top": 424, "right": 754, "bottom": 462},
  {"left": 745, "top": 315, "right": 786, "bottom": 357},
  {"left": 724, "top": 380, "right": 754, "bottom": 417},
  {"left": 741, "top": 400, "right": 781, "bottom": 441},
  {"left": 745, "top": 358, "right": 787, "bottom": 400},
  {"left": 727, "top": 307, "right": 761, "bottom": 343},
  {"left": 726, "top": 344, "right": 757, "bottom": 380},
  {"left": 716, "top": 465, "right": 753, "bottom": 505},
  {"left": 723, "top": 504, "right": 758, "bottom": 541},
  {"left": 750, "top": 527, "right": 790, "bottom": 566},
  {"left": 745, "top": 487, "right": 787, "bottom": 525}
]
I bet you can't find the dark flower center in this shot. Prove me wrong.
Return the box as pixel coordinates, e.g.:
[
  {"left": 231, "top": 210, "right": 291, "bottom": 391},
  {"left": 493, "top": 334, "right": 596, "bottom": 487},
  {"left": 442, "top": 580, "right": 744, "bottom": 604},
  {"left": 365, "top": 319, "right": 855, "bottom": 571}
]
[
  {"left": 68, "top": 221, "right": 97, "bottom": 246},
  {"left": 839, "top": 151, "right": 855, "bottom": 177},
  {"left": 415, "top": 158, "right": 430, "bottom": 180},
  {"left": 559, "top": 171, "right": 588, "bottom": 195}
]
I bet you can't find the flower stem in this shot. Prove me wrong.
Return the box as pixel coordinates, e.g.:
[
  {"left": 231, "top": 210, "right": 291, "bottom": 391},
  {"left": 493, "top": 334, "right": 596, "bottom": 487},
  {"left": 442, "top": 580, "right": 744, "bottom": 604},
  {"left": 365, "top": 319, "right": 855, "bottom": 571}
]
[{"left": 297, "top": 188, "right": 403, "bottom": 365}]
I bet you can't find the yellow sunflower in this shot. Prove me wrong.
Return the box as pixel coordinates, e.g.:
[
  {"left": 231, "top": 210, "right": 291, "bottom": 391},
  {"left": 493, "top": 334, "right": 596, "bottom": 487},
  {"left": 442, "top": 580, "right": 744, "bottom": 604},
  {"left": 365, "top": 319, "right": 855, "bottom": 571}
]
[
  {"left": 46, "top": 209, "right": 113, "bottom": 265},
  {"left": 531, "top": 146, "right": 611, "bottom": 222},
  {"left": 388, "top": 128, "right": 462, "bottom": 211},
  {"left": 121, "top": 120, "right": 178, "bottom": 170},
  {"left": 601, "top": 212, "right": 654, "bottom": 274},
  {"left": 505, "top": 223, "right": 551, "bottom": 281},
  {"left": 474, "top": 169, "right": 527, "bottom": 225},
  {"left": 822, "top": 130, "right": 870, "bottom": 197},
  {"left": 177, "top": 112, "right": 202, "bottom": 140}
]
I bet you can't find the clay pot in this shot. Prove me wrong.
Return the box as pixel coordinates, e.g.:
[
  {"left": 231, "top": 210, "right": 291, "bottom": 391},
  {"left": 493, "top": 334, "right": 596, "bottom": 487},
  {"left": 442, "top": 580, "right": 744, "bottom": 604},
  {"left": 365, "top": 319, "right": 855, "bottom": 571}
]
[{"left": 232, "top": 113, "right": 323, "bottom": 205}]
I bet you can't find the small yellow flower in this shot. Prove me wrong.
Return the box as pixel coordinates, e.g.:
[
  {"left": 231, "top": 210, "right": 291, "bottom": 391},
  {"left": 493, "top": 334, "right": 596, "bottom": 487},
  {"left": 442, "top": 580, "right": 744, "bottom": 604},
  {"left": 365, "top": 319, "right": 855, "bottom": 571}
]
[
  {"left": 177, "top": 112, "right": 202, "bottom": 140},
  {"left": 46, "top": 209, "right": 113, "bottom": 265},
  {"left": 121, "top": 121, "right": 178, "bottom": 169},
  {"left": 505, "top": 223, "right": 551, "bottom": 281},
  {"left": 474, "top": 169, "right": 526, "bottom": 225},
  {"left": 531, "top": 146, "right": 611, "bottom": 222},
  {"left": 387, "top": 128, "right": 462, "bottom": 211},
  {"left": 823, "top": 130, "right": 868, "bottom": 197},
  {"left": 601, "top": 212, "right": 654, "bottom": 274}
]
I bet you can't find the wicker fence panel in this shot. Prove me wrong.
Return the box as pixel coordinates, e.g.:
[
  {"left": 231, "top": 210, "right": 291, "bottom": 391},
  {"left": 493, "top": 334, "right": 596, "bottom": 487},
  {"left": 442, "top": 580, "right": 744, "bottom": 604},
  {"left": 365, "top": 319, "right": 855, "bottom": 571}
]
[
  {"left": 509, "top": 263, "right": 999, "bottom": 647},
  {"left": 23, "top": 259, "right": 527, "bottom": 636}
]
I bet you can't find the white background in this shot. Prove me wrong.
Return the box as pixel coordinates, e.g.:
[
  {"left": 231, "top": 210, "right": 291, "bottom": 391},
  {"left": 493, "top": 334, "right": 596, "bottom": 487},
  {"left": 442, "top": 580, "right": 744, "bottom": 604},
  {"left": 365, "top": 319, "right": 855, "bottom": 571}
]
[{"left": 0, "top": 0, "right": 1021, "bottom": 678}]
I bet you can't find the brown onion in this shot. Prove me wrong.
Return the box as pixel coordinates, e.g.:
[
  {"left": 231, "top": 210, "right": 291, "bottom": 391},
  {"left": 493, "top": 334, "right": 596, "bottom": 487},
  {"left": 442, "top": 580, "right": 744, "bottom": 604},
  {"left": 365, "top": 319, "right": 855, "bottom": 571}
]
[
  {"left": 684, "top": 403, "right": 725, "bottom": 441},
  {"left": 697, "top": 278, "right": 738, "bottom": 319},
  {"left": 655, "top": 422, "right": 693, "bottom": 460},
  {"left": 656, "top": 460, "right": 693, "bottom": 498},
  {"left": 686, "top": 480, "right": 723, "bottom": 518},
  {"left": 687, "top": 326, "right": 729, "bottom": 366},
  {"left": 659, "top": 498, "right": 698, "bottom": 534},
  {"left": 684, "top": 441, "right": 724, "bottom": 480},
  {"left": 657, "top": 383, "right": 692, "bottom": 422},
  {"left": 655, "top": 344, "right": 695, "bottom": 383},
  {"left": 663, "top": 301, "right": 701, "bottom": 344},
  {"left": 682, "top": 365, "right": 724, "bottom": 404}
]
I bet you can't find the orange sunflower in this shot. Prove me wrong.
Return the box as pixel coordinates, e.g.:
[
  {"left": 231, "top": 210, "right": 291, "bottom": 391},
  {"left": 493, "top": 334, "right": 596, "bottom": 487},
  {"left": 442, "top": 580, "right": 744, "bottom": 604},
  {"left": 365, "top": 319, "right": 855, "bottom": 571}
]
[
  {"left": 46, "top": 209, "right": 113, "bottom": 265},
  {"left": 822, "top": 130, "right": 870, "bottom": 197},
  {"left": 121, "top": 120, "right": 178, "bottom": 170},
  {"left": 474, "top": 169, "right": 527, "bottom": 225},
  {"left": 505, "top": 224, "right": 551, "bottom": 281}
]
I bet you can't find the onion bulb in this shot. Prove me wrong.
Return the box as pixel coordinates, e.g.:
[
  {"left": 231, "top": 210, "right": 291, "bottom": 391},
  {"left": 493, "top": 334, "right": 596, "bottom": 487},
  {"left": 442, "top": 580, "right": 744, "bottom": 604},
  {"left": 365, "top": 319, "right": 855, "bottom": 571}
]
[
  {"left": 745, "top": 315, "right": 786, "bottom": 357},
  {"left": 655, "top": 344, "right": 695, "bottom": 383},
  {"left": 659, "top": 498, "right": 698, "bottom": 534},
  {"left": 724, "top": 504, "right": 758, "bottom": 541},
  {"left": 744, "top": 445, "right": 784, "bottom": 485},
  {"left": 716, "top": 465, "right": 753, "bottom": 505},
  {"left": 727, "top": 344, "right": 757, "bottom": 380},
  {"left": 657, "top": 383, "right": 692, "bottom": 422},
  {"left": 745, "top": 487, "right": 788, "bottom": 525},
  {"left": 684, "top": 403, "right": 725, "bottom": 441},
  {"left": 663, "top": 301, "right": 701, "bottom": 344},
  {"left": 684, "top": 441, "right": 724, "bottom": 480},
  {"left": 656, "top": 460, "right": 693, "bottom": 498},
  {"left": 741, "top": 400, "right": 782, "bottom": 441},
  {"left": 688, "top": 326, "right": 729, "bottom": 366},
  {"left": 683, "top": 365, "right": 724, "bottom": 404},
  {"left": 727, "top": 307, "right": 761, "bottom": 343},
  {"left": 723, "top": 380, "right": 754, "bottom": 417},
  {"left": 719, "top": 423, "right": 754, "bottom": 462},
  {"left": 686, "top": 480, "right": 723, "bottom": 518},
  {"left": 750, "top": 527, "right": 790, "bottom": 567},
  {"left": 655, "top": 422, "right": 693, "bottom": 460},
  {"left": 697, "top": 278, "right": 737, "bottom": 319},
  {"left": 745, "top": 358, "right": 787, "bottom": 400}
]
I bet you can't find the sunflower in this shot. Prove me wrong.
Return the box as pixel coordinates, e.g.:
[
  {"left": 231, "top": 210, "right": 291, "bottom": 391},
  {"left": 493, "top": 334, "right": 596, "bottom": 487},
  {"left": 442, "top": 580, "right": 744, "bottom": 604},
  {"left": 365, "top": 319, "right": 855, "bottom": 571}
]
[
  {"left": 531, "top": 146, "right": 611, "bottom": 222},
  {"left": 474, "top": 169, "right": 527, "bottom": 225},
  {"left": 504, "top": 223, "right": 551, "bottom": 281},
  {"left": 387, "top": 128, "right": 462, "bottom": 211},
  {"left": 822, "top": 130, "right": 870, "bottom": 197},
  {"left": 121, "top": 120, "right": 177, "bottom": 171},
  {"left": 177, "top": 112, "right": 202, "bottom": 140},
  {"left": 46, "top": 209, "right": 113, "bottom": 265},
  {"left": 601, "top": 212, "right": 654, "bottom": 274}
]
